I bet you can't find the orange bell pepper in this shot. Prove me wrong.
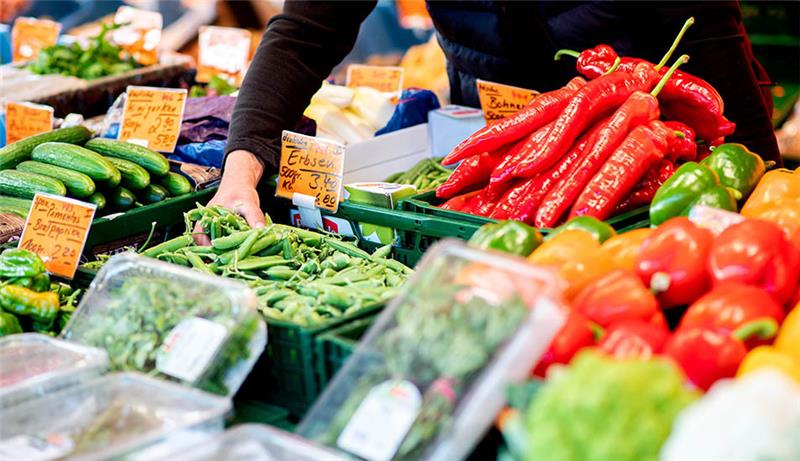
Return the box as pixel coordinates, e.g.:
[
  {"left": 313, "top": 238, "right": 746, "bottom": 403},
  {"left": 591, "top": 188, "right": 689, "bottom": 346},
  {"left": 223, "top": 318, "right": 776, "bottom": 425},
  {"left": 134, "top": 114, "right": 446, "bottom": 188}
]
[
  {"left": 599, "top": 228, "right": 653, "bottom": 272},
  {"left": 528, "top": 229, "right": 614, "bottom": 299},
  {"left": 741, "top": 169, "right": 800, "bottom": 243}
]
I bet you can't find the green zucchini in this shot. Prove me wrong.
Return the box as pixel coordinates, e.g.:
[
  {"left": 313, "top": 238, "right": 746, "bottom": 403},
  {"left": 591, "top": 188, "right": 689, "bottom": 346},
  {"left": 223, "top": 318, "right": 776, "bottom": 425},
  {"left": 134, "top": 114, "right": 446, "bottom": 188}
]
[
  {"left": 158, "top": 171, "right": 192, "bottom": 196},
  {"left": 0, "top": 170, "right": 66, "bottom": 198},
  {"left": 16, "top": 160, "right": 96, "bottom": 198},
  {"left": 105, "top": 156, "right": 150, "bottom": 190},
  {"left": 84, "top": 138, "right": 170, "bottom": 176},
  {"left": 86, "top": 192, "right": 106, "bottom": 210},
  {"left": 0, "top": 196, "right": 32, "bottom": 217},
  {"left": 31, "top": 142, "right": 119, "bottom": 182},
  {"left": 0, "top": 126, "right": 92, "bottom": 170},
  {"left": 138, "top": 184, "right": 169, "bottom": 204},
  {"left": 109, "top": 187, "right": 136, "bottom": 211}
]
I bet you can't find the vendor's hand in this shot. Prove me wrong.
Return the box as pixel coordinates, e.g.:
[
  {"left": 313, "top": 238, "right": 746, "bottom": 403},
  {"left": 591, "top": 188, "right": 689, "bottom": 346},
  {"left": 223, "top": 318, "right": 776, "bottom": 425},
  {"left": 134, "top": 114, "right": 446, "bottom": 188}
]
[{"left": 194, "top": 150, "right": 265, "bottom": 245}]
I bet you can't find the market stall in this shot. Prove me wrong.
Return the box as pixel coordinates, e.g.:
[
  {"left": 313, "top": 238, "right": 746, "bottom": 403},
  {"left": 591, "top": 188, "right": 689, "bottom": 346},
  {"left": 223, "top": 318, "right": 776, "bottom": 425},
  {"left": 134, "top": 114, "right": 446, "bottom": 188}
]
[{"left": 0, "top": 2, "right": 799, "bottom": 460}]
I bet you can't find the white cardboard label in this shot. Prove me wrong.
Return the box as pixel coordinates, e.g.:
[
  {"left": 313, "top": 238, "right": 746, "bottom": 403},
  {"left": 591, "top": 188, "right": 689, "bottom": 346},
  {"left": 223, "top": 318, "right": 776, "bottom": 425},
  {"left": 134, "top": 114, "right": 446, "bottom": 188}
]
[
  {"left": 0, "top": 435, "right": 73, "bottom": 461},
  {"left": 688, "top": 204, "right": 745, "bottom": 236},
  {"left": 337, "top": 380, "right": 421, "bottom": 461},
  {"left": 156, "top": 317, "right": 227, "bottom": 383}
]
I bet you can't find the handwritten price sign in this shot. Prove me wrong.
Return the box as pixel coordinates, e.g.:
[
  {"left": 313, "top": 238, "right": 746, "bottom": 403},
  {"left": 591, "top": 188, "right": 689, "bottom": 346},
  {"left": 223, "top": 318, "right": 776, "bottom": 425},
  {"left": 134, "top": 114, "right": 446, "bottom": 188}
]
[
  {"left": 11, "top": 17, "right": 61, "bottom": 63},
  {"left": 276, "top": 131, "right": 345, "bottom": 212},
  {"left": 5, "top": 102, "right": 53, "bottom": 144},
  {"left": 19, "top": 194, "right": 96, "bottom": 279},
  {"left": 113, "top": 6, "right": 163, "bottom": 66},
  {"left": 476, "top": 79, "right": 539, "bottom": 124},
  {"left": 197, "top": 26, "right": 251, "bottom": 86},
  {"left": 119, "top": 86, "right": 187, "bottom": 153},
  {"left": 346, "top": 64, "right": 404, "bottom": 94}
]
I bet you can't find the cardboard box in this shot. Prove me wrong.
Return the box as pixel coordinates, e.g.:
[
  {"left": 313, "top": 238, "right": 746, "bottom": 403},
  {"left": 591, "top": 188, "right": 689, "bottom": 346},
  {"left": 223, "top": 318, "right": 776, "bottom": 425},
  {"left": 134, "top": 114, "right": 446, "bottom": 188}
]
[{"left": 343, "top": 123, "right": 430, "bottom": 183}]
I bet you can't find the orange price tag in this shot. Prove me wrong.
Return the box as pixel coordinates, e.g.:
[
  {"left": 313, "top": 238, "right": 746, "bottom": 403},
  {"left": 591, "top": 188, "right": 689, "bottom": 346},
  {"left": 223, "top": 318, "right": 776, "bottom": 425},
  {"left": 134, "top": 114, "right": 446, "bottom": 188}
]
[
  {"left": 11, "top": 17, "right": 61, "bottom": 63},
  {"left": 276, "top": 131, "right": 345, "bottom": 212},
  {"left": 113, "top": 6, "right": 163, "bottom": 66},
  {"left": 119, "top": 86, "right": 187, "bottom": 153},
  {"left": 476, "top": 79, "right": 540, "bottom": 124},
  {"left": 197, "top": 26, "right": 252, "bottom": 86},
  {"left": 19, "top": 194, "right": 96, "bottom": 279},
  {"left": 4, "top": 102, "right": 54, "bottom": 145},
  {"left": 346, "top": 64, "right": 404, "bottom": 95}
]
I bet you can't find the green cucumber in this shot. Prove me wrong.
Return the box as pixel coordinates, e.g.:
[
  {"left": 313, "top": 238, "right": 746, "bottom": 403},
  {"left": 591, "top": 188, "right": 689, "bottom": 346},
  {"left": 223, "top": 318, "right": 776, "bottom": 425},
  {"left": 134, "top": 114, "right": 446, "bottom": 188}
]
[
  {"left": 158, "top": 171, "right": 192, "bottom": 196},
  {"left": 86, "top": 192, "right": 106, "bottom": 210},
  {"left": 0, "top": 170, "right": 66, "bottom": 198},
  {"left": 104, "top": 156, "right": 150, "bottom": 190},
  {"left": 109, "top": 187, "right": 136, "bottom": 211},
  {"left": 84, "top": 138, "right": 170, "bottom": 176},
  {"left": 31, "top": 142, "right": 119, "bottom": 181},
  {"left": 16, "top": 160, "right": 96, "bottom": 198},
  {"left": 0, "top": 126, "right": 92, "bottom": 170},
  {"left": 138, "top": 184, "right": 168, "bottom": 204},
  {"left": 103, "top": 168, "right": 121, "bottom": 188},
  {"left": 0, "top": 196, "right": 32, "bottom": 217}
]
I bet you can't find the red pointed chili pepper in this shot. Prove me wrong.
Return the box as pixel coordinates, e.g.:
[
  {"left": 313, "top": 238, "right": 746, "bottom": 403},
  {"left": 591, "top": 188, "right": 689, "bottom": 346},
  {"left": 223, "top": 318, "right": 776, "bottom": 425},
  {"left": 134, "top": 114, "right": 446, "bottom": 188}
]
[
  {"left": 663, "top": 121, "right": 697, "bottom": 162},
  {"left": 436, "top": 150, "right": 504, "bottom": 199},
  {"left": 708, "top": 219, "right": 800, "bottom": 306},
  {"left": 635, "top": 217, "right": 714, "bottom": 308},
  {"left": 679, "top": 282, "right": 785, "bottom": 349},
  {"left": 614, "top": 159, "right": 676, "bottom": 214},
  {"left": 489, "top": 179, "right": 531, "bottom": 220},
  {"left": 533, "top": 309, "right": 596, "bottom": 377},
  {"left": 442, "top": 77, "right": 585, "bottom": 165},
  {"left": 439, "top": 190, "right": 480, "bottom": 211},
  {"left": 511, "top": 63, "right": 659, "bottom": 178},
  {"left": 568, "top": 119, "right": 673, "bottom": 222},
  {"left": 665, "top": 319, "right": 779, "bottom": 391},
  {"left": 489, "top": 121, "right": 555, "bottom": 188},
  {"left": 572, "top": 269, "right": 665, "bottom": 329},
  {"left": 598, "top": 319, "right": 670, "bottom": 360}
]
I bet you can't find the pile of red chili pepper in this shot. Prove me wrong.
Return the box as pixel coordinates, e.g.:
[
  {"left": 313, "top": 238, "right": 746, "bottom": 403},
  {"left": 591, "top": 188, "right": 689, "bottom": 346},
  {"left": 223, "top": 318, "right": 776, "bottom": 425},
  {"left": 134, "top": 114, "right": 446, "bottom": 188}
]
[{"left": 436, "top": 18, "right": 737, "bottom": 228}]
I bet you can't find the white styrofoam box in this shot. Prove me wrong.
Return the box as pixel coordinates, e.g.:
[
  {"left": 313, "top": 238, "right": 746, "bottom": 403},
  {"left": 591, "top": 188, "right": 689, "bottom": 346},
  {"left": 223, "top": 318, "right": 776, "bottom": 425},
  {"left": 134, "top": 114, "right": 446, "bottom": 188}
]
[
  {"left": 428, "top": 105, "right": 485, "bottom": 156},
  {"left": 343, "top": 123, "right": 430, "bottom": 184}
]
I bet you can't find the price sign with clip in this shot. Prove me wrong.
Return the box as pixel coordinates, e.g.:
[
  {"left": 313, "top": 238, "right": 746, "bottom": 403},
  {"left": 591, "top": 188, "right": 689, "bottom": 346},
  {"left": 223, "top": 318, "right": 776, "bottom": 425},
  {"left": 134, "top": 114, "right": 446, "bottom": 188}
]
[
  {"left": 118, "top": 86, "right": 187, "bottom": 153},
  {"left": 276, "top": 131, "right": 345, "bottom": 213},
  {"left": 4, "top": 102, "right": 54, "bottom": 144},
  {"left": 197, "top": 26, "right": 252, "bottom": 86},
  {"left": 11, "top": 17, "right": 61, "bottom": 63},
  {"left": 476, "top": 79, "right": 539, "bottom": 124},
  {"left": 346, "top": 64, "right": 404, "bottom": 95},
  {"left": 113, "top": 6, "right": 163, "bottom": 66}
]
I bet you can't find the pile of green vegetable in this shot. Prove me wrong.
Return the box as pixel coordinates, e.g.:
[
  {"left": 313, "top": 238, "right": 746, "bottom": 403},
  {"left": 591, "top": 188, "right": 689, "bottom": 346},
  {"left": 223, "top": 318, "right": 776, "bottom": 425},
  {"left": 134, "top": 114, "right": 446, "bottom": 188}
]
[
  {"left": 0, "top": 127, "right": 192, "bottom": 215},
  {"left": 27, "top": 23, "right": 140, "bottom": 80},
  {"left": 385, "top": 157, "right": 452, "bottom": 191},
  {"left": 84, "top": 204, "right": 412, "bottom": 327},
  {"left": 189, "top": 75, "right": 238, "bottom": 97},
  {"left": 0, "top": 248, "right": 81, "bottom": 337},
  {"left": 303, "top": 254, "right": 527, "bottom": 460}
]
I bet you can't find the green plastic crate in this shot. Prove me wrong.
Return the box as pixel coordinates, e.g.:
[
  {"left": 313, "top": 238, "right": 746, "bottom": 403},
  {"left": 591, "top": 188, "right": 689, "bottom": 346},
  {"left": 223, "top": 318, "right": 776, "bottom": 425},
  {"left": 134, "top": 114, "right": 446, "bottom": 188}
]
[
  {"left": 398, "top": 190, "right": 650, "bottom": 232},
  {"left": 230, "top": 400, "right": 293, "bottom": 430},
  {"left": 315, "top": 316, "right": 376, "bottom": 389}
]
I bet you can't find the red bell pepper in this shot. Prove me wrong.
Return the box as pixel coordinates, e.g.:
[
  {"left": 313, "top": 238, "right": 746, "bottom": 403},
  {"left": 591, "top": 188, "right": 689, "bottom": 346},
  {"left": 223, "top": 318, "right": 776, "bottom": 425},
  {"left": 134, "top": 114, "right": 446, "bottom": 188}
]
[
  {"left": 436, "top": 150, "right": 504, "bottom": 200},
  {"left": 679, "top": 282, "right": 785, "bottom": 349},
  {"left": 707, "top": 219, "right": 800, "bottom": 306},
  {"left": 614, "top": 159, "right": 676, "bottom": 214},
  {"left": 442, "top": 77, "right": 585, "bottom": 165},
  {"left": 636, "top": 217, "right": 714, "bottom": 308},
  {"left": 512, "top": 63, "right": 659, "bottom": 178},
  {"left": 572, "top": 268, "right": 665, "bottom": 329},
  {"left": 598, "top": 319, "right": 670, "bottom": 360},
  {"left": 665, "top": 319, "right": 779, "bottom": 391},
  {"left": 663, "top": 120, "right": 697, "bottom": 162},
  {"left": 533, "top": 310, "right": 596, "bottom": 377}
]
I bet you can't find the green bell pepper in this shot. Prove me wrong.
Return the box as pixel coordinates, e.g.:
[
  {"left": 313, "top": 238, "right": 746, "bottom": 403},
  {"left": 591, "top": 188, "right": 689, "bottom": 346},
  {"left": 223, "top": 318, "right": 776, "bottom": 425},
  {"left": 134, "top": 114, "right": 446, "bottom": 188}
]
[
  {"left": 11, "top": 273, "right": 51, "bottom": 292},
  {"left": 469, "top": 221, "right": 543, "bottom": 256},
  {"left": 0, "top": 249, "right": 45, "bottom": 279},
  {"left": 545, "top": 216, "right": 617, "bottom": 243},
  {"left": 650, "top": 162, "right": 738, "bottom": 226},
  {"left": 700, "top": 143, "right": 766, "bottom": 200},
  {"left": 0, "top": 312, "right": 22, "bottom": 336},
  {"left": 0, "top": 285, "right": 59, "bottom": 325}
]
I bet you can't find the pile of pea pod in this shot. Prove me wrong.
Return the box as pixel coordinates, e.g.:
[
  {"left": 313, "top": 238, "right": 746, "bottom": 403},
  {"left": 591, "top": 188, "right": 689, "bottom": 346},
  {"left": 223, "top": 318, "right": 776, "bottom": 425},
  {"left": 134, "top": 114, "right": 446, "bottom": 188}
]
[
  {"left": 112, "top": 204, "right": 413, "bottom": 327},
  {"left": 385, "top": 157, "right": 452, "bottom": 191}
]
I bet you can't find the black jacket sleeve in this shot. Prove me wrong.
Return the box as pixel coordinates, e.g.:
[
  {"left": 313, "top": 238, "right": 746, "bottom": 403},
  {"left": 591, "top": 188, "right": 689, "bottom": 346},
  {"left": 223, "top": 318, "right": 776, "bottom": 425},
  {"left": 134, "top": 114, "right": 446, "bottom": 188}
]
[{"left": 224, "top": 1, "right": 377, "bottom": 175}]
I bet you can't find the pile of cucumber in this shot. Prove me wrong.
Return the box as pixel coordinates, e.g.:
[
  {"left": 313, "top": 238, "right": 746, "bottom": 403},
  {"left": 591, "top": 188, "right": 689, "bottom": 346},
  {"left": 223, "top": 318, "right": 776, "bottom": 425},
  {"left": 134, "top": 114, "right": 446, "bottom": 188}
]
[{"left": 0, "top": 126, "right": 193, "bottom": 217}]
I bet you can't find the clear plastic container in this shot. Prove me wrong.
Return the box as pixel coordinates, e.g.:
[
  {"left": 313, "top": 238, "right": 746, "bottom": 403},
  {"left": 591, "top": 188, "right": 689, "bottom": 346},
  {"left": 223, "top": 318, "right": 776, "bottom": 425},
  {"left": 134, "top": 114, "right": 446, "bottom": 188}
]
[
  {"left": 154, "top": 424, "right": 353, "bottom": 461},
  {"left": 0, "top": 372, "right": 231, "bottom": 461},
  {"left": 0, "top": 334, "right": 108, "bottom": 409},
  {"left": 61, "top": 253, "right": 266, "bottom": 397},
  {"left": 298, "top": 240, "right": 567, "bottom": 461}
]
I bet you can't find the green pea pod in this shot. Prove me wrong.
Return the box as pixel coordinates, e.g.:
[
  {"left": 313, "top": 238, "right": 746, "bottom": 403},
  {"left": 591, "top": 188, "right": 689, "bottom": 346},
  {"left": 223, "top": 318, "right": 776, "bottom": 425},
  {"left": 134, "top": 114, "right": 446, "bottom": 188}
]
[
  {"left": 0, "top": 285, "right": 59, "bottom": 324},
  {"left": 0, "top": 312, "right": 22, "bottom": 336},
  {"left": 700, "top": 143, "right": 766, "bottom": 200},
  {"left": 650, "top": 162, "right": 738, "bottom": 226},
  {"left": 0, "top": 249, "right": 45, "bottom": 278},
  {"left": 468, "top": 221, "right": 543, "bottom": 256},
  {"left": 545, "top": 216, "right": 616, "bottom": 244}
]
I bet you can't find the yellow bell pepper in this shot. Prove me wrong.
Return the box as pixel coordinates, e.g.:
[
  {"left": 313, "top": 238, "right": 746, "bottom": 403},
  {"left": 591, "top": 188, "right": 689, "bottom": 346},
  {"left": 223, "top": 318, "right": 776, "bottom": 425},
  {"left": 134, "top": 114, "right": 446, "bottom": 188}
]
[
  {"left": 738, "top": 303, "right": 800, "bottom": 382},
  {"left": 528, "top": 229, "right": 614, "bottom": 299},
  {"left": 741, "top": 169, "right": 800, "bottom": 243},
  {"left": 599, "top": 228, "right": 653, "bottom": 272}
]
